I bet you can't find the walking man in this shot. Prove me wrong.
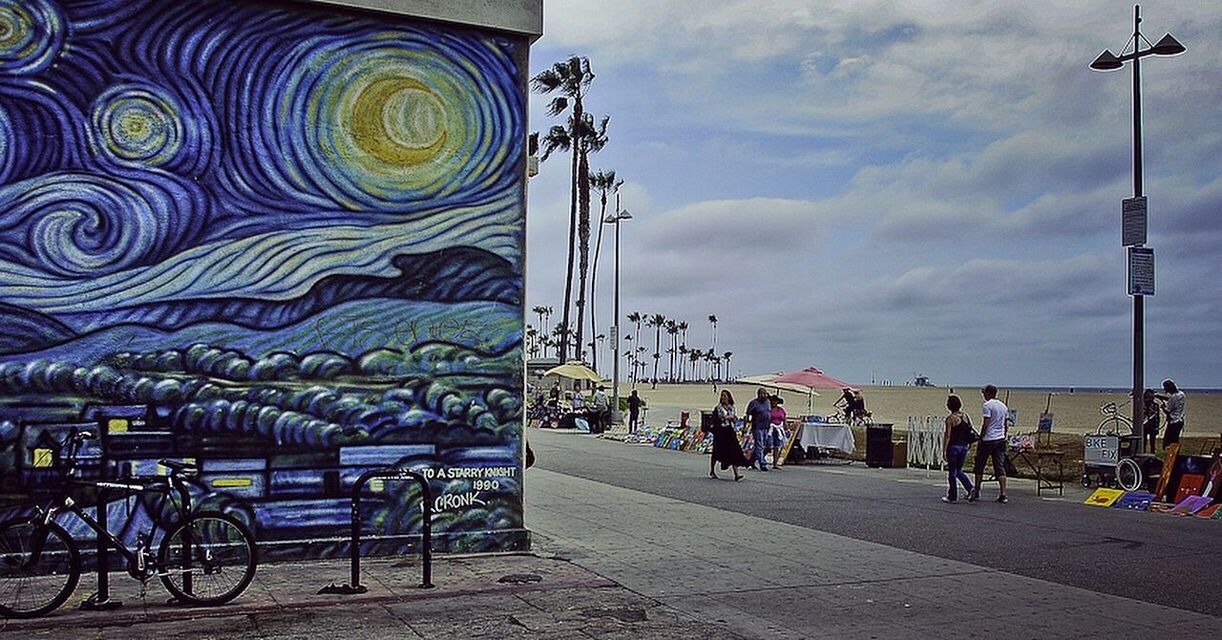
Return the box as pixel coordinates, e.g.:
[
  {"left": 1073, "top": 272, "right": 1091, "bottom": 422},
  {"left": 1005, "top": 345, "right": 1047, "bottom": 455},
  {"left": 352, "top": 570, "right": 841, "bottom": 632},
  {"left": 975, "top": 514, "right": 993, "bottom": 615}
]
[
  {"left": 971, "top": 384, "right": 1009, "bottom": 503},
  {"left": 744, "top": 388, "right": 773, "bottom": 471},
  {"left": 627, "top": 390, "right": 642, "bottom": 433}
]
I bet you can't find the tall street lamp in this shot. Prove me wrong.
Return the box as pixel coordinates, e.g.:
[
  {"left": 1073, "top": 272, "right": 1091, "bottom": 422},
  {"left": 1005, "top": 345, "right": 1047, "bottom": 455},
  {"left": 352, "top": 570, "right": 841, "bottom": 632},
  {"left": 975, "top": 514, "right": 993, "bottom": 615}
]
[
  {"left": 604, "top": 208, "right": 632, "bottom": 428},
  {"left": 1089, "top": 4, "right": 1185, "bottom": 454}
]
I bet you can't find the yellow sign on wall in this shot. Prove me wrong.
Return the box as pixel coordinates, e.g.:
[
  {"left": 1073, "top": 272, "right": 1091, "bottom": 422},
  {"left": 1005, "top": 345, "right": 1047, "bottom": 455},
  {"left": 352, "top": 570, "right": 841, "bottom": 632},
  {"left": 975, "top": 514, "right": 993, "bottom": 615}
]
[
  {"left": 33, "top": 448, "right": 54, "bottom": 468},
  {"left": 107, "top": 418, "right": 129, "bottom": 433}
]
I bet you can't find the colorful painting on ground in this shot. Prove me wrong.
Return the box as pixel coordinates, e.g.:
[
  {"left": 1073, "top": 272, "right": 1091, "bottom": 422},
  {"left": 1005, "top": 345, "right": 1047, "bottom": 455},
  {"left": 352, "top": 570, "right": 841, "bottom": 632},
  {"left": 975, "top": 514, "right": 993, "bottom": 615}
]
[
  {"left": 0, "top": 0, "right": 527, "bottom": 557},
  {"left": 1083, "top": 488, "right": 1124, "bottom": 508}
]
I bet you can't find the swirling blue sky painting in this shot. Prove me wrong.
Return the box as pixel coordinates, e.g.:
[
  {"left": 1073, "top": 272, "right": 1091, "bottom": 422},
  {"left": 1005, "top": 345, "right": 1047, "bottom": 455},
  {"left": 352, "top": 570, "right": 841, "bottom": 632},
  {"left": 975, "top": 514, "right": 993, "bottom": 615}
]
[{"left": 0, "top": 0, "right": 527, "bottom": 555}]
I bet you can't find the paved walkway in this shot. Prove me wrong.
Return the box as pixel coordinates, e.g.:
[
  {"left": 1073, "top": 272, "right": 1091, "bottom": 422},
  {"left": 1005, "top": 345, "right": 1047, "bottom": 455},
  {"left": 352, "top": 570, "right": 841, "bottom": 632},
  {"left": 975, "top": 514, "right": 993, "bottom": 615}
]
[
  {"left": 527, "top": 466, "right": 1222, "bottom": 640},
  {"left": 2, "top": 552, "right": 736, "bottom": 639}
]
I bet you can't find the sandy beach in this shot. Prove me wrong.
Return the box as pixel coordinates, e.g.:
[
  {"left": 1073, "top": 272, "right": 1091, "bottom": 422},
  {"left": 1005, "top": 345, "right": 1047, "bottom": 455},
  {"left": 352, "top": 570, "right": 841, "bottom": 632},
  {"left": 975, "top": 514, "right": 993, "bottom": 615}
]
[{"left": 620, "top": 383, "right": 1221, "bottom": 438}]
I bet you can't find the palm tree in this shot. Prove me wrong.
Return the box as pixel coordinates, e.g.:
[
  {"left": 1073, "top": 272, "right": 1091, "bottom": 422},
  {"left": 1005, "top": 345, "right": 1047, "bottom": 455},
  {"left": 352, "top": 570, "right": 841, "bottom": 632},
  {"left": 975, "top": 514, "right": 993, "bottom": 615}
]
[
  {"left": 623, "top": 334, "right": 635, "bottom": 384},
  {"left": 647, "top": 313, "right": 666, "bottom": 388},
  {"left": 664, "top": 320, "right": 678, "bottom": 382},
  {"left": 551, "top": 322, "right": 569, "bottom": 361},
  {"left": 533, "top": 56, "right": 595, "bottom": 361},
  {"left": 678, "top": 344, "right": 689, "bottom": 382},
  {"left": 588, "top": 169, "right": 622, "bottom": 374},
  {"left": 688, "top": 350, "right": 701, "bottom": 382},
  {"left": 707, "top": 314, "right": 718, "bottom": 358},
  {"left": 526, "top": 326, "right": 539, "bottom": 358},
  {"left": 531, "top": 306, "right": 549, "bottom": 356},
  {"left": 628, "top": 311, "right": 644, "bottom": 350},
  {"left": 570, "top": 113, "right": 611, "bottom": 365},
  {"left": 626, "top": 311, "right": 644, "bottom": 382},
  {"left": 677, "top": 321, "right": 689, "bottom": 380},
  {"left": 723, "top": 351, "right": 734, "bottom": 381}
]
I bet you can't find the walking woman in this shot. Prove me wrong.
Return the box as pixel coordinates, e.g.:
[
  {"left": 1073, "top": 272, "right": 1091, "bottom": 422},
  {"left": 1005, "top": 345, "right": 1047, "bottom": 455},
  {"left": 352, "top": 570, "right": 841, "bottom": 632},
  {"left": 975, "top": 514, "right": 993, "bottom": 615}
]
[
  {"left": 710, "top": 389, "right": 748, "bottom": 481},
  {"left": 942, "top": 394, "right": 975, "bottom": 503}
]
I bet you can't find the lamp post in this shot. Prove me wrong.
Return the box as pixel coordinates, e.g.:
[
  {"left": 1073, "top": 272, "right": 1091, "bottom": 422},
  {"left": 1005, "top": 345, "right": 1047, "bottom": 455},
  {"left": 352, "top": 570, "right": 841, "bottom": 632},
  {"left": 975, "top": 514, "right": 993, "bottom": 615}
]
[
  {"left": 605, "top": 208, "right": 632, "bottom": 428},
  {"left": 1089, "top": 4, "right": 1184, "bottom": 454}
]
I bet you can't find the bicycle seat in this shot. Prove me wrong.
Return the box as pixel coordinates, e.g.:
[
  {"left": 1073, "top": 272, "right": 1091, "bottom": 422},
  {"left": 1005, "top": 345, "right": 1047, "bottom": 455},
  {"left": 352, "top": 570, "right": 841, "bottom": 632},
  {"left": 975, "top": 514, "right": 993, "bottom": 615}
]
[{"left": 159, "top": 459, "right": 199, "bottom": 477}]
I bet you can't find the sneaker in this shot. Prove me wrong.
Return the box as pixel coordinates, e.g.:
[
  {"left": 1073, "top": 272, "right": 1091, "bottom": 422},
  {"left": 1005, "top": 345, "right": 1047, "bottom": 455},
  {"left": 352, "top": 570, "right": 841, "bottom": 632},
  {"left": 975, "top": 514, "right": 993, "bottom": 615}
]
[
  {"left": 996, "top": 495, "right": 1008, "bottom": 504},
  {"left": 941, "top": 496, "right": 955, "bottom": 503},
  {"left": 967, "top": 490, "right": 979, "bottom": 503},
  {"left": 759, "top": 467, "right": 769, "bottom": 472}
]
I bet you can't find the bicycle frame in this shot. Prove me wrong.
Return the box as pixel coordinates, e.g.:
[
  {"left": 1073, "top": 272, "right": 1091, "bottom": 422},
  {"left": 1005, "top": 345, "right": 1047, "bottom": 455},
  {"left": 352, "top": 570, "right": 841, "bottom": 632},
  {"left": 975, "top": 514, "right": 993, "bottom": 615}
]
[{"left": 25, "top": 471, "right": 192, "bottom": 579}]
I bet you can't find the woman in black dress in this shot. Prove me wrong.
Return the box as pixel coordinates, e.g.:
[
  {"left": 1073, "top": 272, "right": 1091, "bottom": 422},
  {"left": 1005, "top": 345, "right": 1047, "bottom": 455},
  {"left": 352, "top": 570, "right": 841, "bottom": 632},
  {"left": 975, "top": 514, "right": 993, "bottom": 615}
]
[{"left": 710, "top": 389, "right": 748, "bottom": 481}]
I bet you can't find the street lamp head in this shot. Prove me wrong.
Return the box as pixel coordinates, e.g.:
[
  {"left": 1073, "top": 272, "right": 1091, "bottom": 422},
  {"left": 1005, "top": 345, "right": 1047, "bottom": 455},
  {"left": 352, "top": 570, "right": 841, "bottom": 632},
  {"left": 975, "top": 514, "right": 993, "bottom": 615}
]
[
  {"left": 1090, "top": 49, "right": 1124, "bottom": 71},
  {"left": 1150, "top": 33, "right": 1186, "bottom": 56},
  {"left": 617, "top": 209, "right": 633, "bottom": 221}
]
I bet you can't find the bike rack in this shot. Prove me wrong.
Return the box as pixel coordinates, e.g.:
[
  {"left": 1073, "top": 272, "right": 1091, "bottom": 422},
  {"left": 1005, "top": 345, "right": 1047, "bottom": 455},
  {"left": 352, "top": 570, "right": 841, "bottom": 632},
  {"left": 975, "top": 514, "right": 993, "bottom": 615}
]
[
  {"left": 79, "top": 487, "right": 122, "bottom": 611},
  {"left": 319, "top": 467, "right": 434, "bottom": 595}
]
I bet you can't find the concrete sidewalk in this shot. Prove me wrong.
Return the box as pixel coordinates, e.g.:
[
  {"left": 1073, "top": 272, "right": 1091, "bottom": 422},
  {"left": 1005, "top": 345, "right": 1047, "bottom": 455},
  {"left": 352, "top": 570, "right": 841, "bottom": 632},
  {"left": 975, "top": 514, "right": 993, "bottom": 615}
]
[
  {"left": 527, "top": 467, "right": 1222, "bottom": 640},
  {"left": 2, "top": 552, "right": 738, "bottom": 639}
]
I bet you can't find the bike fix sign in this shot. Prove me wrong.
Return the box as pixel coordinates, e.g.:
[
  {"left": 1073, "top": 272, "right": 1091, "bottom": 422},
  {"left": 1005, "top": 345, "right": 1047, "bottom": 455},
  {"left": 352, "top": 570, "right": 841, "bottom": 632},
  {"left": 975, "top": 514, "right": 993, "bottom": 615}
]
[{"left": 1084, "top": 434, "right": 1120, "bottom": 466}]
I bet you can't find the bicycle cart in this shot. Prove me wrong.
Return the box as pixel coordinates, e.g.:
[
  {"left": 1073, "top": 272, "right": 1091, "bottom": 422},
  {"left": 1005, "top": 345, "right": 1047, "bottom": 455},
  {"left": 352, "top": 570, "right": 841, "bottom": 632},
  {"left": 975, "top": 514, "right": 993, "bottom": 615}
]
[{"left": 1082, "top": 433, "right": 1149, "bottom": 491}]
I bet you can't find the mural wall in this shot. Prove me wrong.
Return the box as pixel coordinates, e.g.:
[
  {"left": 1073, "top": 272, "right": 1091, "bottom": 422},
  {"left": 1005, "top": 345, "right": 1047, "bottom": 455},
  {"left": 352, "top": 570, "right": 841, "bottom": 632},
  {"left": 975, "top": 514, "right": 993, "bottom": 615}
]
[{"left": 0, "top": 0, "right": 527, "bottom": 556}]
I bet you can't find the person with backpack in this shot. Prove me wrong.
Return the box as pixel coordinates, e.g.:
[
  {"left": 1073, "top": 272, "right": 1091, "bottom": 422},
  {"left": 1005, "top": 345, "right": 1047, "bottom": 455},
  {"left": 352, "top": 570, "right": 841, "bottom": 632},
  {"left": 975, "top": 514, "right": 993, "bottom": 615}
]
[{"left": 942, "top": 394, "right": 976, "bottom": 503}]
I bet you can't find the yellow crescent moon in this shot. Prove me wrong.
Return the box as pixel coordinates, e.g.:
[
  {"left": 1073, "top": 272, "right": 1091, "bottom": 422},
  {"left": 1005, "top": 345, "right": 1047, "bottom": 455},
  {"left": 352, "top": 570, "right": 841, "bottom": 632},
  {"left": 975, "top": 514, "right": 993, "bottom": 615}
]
[{"left": 351, "top": 77, "right": 447, "bottom": 167}]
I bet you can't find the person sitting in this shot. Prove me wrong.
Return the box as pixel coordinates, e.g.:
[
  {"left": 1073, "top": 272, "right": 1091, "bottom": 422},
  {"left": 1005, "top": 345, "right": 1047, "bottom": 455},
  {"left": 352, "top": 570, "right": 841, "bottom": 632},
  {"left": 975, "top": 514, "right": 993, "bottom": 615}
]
[
  {"left": 836, "top": 388, "right": 855, "bottom": 423},
  {"left": 849, "top": 391, "right": 868, "bottom": 423}
]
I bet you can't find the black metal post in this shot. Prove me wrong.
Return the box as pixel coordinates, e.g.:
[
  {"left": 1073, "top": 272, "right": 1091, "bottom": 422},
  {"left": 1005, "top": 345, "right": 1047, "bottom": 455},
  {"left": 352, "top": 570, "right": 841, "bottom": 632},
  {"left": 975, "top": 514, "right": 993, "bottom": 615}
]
[
  {"left": 1130, "top": 5, "right": 1145, "bottom": 453},
  {"left": 320, "top": 467, "right": 434, "bottom": 595},
  {"left": 79, "top": 488, "right": 121, "bottom": 611}
]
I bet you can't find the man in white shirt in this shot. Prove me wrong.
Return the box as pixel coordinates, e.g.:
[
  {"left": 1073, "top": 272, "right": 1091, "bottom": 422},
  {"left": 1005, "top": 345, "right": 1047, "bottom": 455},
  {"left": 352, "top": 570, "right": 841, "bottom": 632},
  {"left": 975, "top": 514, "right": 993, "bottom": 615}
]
[
  {"left": 1157, "top": 379, "right": 1186, "bottom": 448},
  {"left": 971, "top": 384, "right": 1010, "bottom": 504}
]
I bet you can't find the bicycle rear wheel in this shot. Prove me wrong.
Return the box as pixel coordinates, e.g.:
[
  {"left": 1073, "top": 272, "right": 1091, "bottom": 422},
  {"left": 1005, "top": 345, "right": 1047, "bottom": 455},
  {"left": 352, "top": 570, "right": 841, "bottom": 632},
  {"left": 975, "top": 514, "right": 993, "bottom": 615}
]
[
  {"left": 158, "top": 511, "right": 257, "bottom": 606},
  {"left": 1117, "top": 458, "right": 1144, "bottom": 492},
  {"left": 0, "top": 520, "right": 80, "bottom": 618}
]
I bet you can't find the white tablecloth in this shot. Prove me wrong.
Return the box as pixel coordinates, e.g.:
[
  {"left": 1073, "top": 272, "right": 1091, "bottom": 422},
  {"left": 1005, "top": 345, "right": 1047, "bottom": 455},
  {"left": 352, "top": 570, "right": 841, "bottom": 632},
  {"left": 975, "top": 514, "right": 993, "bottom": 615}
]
[{"left": 797, "top": 423, "right": 856, "bottom": 454}]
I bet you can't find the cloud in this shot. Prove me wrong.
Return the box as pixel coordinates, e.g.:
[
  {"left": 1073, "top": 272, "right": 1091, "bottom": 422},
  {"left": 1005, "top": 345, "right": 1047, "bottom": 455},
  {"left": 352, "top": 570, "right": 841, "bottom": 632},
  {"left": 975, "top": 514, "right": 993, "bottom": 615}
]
[{"left": 527, "top": 1, "right": 1222, "bottom": 385}]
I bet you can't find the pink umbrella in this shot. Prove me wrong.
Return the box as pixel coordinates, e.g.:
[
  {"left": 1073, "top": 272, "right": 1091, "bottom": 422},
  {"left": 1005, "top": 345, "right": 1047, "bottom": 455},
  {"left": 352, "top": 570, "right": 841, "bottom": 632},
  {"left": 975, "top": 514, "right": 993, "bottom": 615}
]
[{"left": 772, "top": 367, "right": 857, "bottom": 391}]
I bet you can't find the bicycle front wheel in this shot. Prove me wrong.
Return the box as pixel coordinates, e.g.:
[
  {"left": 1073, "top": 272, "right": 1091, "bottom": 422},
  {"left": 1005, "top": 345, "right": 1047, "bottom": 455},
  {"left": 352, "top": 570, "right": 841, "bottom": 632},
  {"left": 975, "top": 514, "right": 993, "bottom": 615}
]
[
  {"left": 158, "top": 511, "right": 257, "bottom": 606},
  {"left": 0, "top": 520, "right": 80, "bottom": 618}
]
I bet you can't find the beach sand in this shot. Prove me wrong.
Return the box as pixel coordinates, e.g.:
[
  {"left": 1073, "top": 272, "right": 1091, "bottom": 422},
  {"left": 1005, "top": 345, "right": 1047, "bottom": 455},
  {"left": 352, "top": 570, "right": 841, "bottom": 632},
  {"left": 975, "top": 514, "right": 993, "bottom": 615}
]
[{"left": 621, "top": 383, "right": 1220, "bottom": 438}]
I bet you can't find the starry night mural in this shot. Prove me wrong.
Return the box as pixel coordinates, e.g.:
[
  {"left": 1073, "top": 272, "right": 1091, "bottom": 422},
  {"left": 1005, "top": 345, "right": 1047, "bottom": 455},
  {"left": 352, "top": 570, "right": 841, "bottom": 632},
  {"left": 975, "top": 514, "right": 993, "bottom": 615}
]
[{"left": 0, "top": 0, "right": 527, "bottom": 556}]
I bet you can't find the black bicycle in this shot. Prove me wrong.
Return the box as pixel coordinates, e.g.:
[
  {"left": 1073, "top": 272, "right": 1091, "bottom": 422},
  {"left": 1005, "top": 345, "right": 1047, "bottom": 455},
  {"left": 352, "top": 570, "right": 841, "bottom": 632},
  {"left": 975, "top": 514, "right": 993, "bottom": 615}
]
[{"left": 0, "top": 429, "right": 258, "bottom": 618}]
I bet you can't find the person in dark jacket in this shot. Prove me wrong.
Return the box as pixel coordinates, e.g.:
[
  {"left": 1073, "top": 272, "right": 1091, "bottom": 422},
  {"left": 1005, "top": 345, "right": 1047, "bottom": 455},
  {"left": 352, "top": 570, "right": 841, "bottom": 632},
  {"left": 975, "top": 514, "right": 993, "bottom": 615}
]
[{"left": 942, "top": 395, "right": 975, "bottom": 503}]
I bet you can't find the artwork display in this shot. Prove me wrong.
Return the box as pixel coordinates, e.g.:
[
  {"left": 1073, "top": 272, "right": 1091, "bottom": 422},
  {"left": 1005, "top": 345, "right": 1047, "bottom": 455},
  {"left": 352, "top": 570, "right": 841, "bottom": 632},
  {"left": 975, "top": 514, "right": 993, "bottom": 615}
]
[
  {"left": 0, "top": 0, "right": 527, "bottom": 557},
  {"left": 1084, "top": 487, "right": 1124, "bottom": 508}
]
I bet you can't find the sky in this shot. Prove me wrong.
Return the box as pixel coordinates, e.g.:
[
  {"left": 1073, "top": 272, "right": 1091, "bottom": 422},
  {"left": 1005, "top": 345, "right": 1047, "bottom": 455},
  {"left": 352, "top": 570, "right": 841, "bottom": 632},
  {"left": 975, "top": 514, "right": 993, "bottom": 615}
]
[{"left": 523, "top": 0, "right": 1222, "bottom": 388}]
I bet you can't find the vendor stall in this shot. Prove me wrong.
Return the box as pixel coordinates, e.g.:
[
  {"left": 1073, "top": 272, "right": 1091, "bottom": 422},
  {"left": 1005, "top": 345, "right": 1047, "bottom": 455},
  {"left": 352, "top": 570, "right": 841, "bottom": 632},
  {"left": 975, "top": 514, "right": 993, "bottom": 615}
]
[{"left": 796, "top": 417, "right": 856, "bottom": 455}]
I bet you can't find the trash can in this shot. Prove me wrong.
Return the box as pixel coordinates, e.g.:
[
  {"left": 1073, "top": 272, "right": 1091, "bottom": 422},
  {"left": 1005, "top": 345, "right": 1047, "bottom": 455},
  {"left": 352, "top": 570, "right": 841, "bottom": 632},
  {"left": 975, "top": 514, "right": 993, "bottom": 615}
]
[
  {"left": 866, "top": 423, "right": 894, "bottom": 468},
  {"left": 891, "top": 438, "right": 908, "bottom": 469}
]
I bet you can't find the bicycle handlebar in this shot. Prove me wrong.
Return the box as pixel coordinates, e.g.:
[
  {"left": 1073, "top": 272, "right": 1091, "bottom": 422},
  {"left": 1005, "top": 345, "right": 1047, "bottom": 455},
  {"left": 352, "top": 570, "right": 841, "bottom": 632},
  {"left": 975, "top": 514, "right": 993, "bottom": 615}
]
[{"left": 58, "top": 428, "right": 96, "bottom": 477}]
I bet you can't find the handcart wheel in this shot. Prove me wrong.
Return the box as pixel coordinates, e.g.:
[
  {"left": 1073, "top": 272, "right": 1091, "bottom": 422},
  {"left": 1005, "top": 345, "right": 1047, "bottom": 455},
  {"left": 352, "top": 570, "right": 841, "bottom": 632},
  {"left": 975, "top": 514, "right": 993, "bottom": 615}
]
[
  {"left": 1081, "top": 475, "right": 1092, "bottom": 488},
  {"left": 1116, "top": 458, "right": 1143, "bottom": 492}
]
